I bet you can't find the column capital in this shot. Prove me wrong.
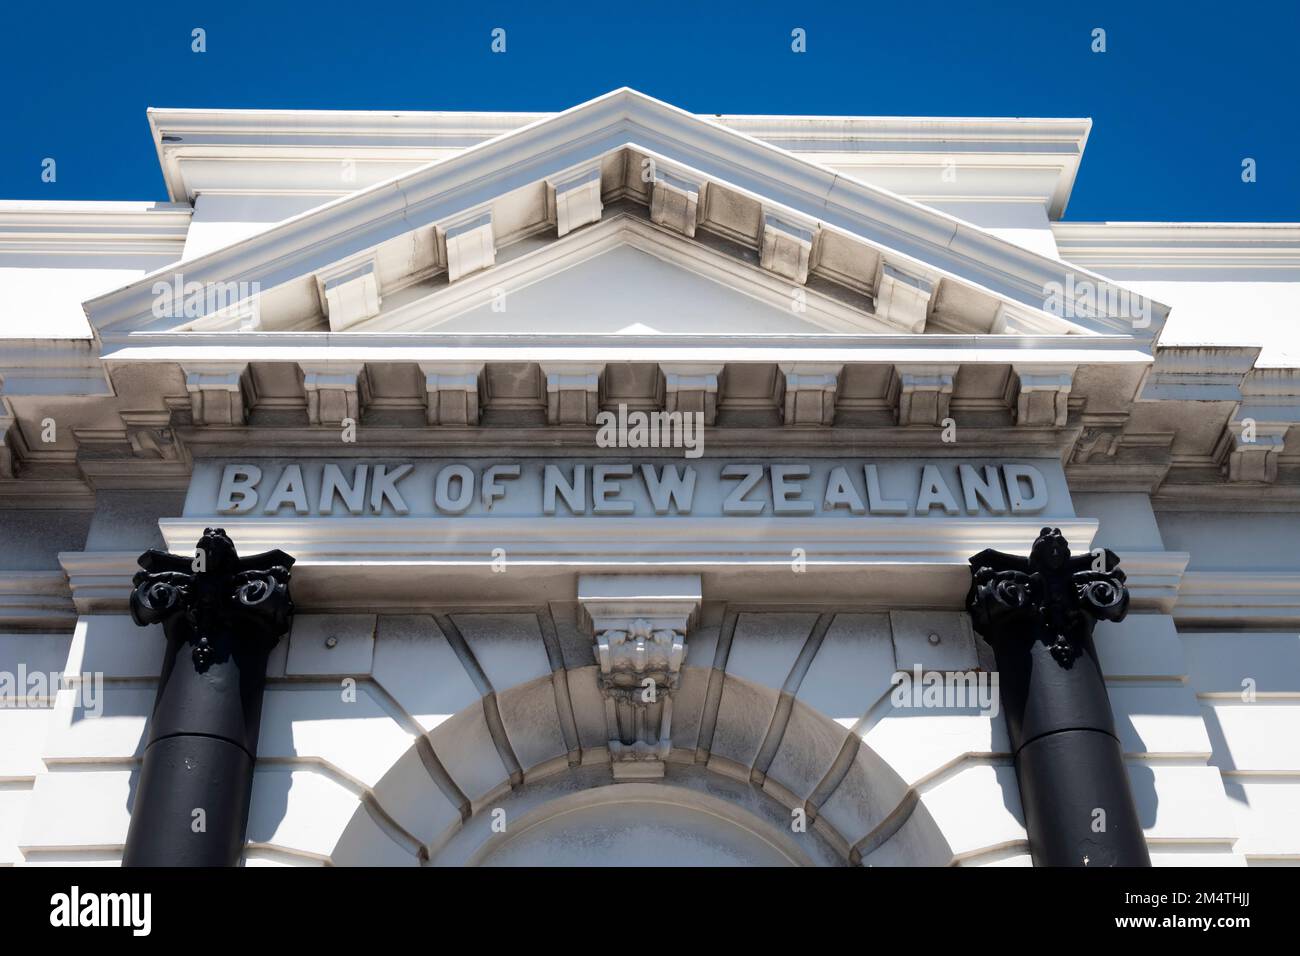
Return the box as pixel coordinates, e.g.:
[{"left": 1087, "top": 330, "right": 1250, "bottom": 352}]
[
  {"left": 967, "top": 526, "right": 1128, "bottom": 665},
  {"left": 131, "top": 527, "right": 295, "bottom": 669}
]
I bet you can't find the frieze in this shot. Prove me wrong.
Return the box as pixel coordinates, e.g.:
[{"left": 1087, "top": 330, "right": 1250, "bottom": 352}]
[{"left": 186, "top": 457, "right": 1074, "bottom": 520}]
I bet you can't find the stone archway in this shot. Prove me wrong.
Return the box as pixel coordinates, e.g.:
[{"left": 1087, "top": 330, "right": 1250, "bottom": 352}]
[
  {"left": 421, "top": 766, "right": 844, "bottom": 867},
  {"left": 325, "top": 666, "right": 956, "bottom": 867},
  {"left": 245, "top": 606, "right": 1013, "bottom": 867}
]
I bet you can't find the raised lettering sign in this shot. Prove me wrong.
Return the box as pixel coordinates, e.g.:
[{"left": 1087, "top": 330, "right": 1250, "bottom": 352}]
[{"left": 188, "top": 458, "right": 1072, "bottom": 520}]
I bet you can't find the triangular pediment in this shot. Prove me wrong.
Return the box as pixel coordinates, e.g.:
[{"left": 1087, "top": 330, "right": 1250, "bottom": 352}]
[
  {"left": 415, "top": 242, "right": 864, "bottom": 336},
  {"left": 330, "top": 214, "right": 908, "bottom": 337},
  {"left": 86, "top": 88, "right": 1170, "bottom": 348}
]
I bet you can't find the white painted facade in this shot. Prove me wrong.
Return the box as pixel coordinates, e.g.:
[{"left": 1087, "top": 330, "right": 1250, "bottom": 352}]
[{"left": 1, "top": 90, "right": 1298, "bottom": 866}]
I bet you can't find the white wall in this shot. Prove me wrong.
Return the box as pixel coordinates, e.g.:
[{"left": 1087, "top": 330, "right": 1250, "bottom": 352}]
[
  {"left": 1181, "top": 633, "right": 1300, "bottom": 864},
  {"left": 180, "top": 195, "right": 339, "bottom": 261}
]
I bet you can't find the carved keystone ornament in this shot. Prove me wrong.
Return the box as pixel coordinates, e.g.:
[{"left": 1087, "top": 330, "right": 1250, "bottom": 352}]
[{"left": 578, "top": 574, "right": 701, "bottom": 779}]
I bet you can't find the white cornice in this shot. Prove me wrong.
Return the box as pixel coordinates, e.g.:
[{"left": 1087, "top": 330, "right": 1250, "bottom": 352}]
[
  {"left": 88, "top": 89, "right": 1167, "bottom": 341},
  {"left": 0, "top": 340, "right": 111, "bottom": 396},
  {"left": 1175, "top": 571, "right": 1300, "bottom": 627},
  {"left": 712, "top": 114, "right": 1091, "bottom": 144},
  {"left": 57, "top": 550, "right": 141, "bottom": 614},
  {"left": 149, "top": 109, "right": 1090, "bottom": 149},
  {"left": 0, "top": 201, "right": 190, "bottom": 255},
  {"left": 160, "top": 515, "right": 1099, "bottom": 571},
  {"left": 148, "top": 107, "right": 546, "bottom": 202},
  {"left": 0, "top": 570, "right": 76, "bottom": 630},
  {"left": 149, "top": 106, "right": 1090, "bottom": 216},
  {"left": 1054, "top": 222, "right": 1300, "bottom": 270},
  {"left": 97, "top": 333, "right": 1152, "bottom": 367},
  {"left": 1139, "top": 345, "right": 1262, "bottom": 403},
  {"left": 1116, "top": 550, "right": 1191, "bottom": 613},
  {"left": 716, "top": 115, "right": 1091, "bottom": 220}
]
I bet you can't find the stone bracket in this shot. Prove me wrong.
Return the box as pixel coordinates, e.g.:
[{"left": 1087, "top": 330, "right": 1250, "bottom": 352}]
[
  {"left": 578, "top": 574, "right": 702, "bottom": 779},
  {"left": 1069, "top": 414, "right": 1128, "bottom": 464},
  {"left": 548, "top": 164, "right": 604, "bottom": 237},
  {"left": 780, "top": 363, "right": 841, "bottom": 426},
  {"left": 890, "top": 364, "right": 956, "bottom": 426},
  {"left": 182, "top": 363, "right": 254, "bottom": 426},
  {"left": 440, "top": 208, "right": 497, "bottom": 283},
  {"left": 660, "top": 363, "right": 722, "bottom": 425},
  {"left": 1009, "top": 364, "right": 1075, "bottom": 428},
  {"left": 317, "top": 258, "right": 380, "bottom": 332},
  {"left": 300, "top": 362, "right": 369, "bottom": 426},
  {"left": 0, "top": 402, "right": 26, "bottom": 478},
  {"left": 875, "top": 261, "right": 935, "bottom": 333},
  {"left": 420, "top": 362, "right": 485, "bottom": 425},
  {"left": 759, "top": 214, "right": 816, "bottom": 285},
  {"left": 121, "top": 409, "right": 184, "bottom": 461},
  {"left": 1220, "top": 368, "right": 1300, "bottom": 483},
  {"left": 992, "top": 302, "right": 1065, "bottom": 335},
  {"left": 540, "top": 363, "right": 604, "bottom": 425},
  {"left": 649, "top": 170, "right": 704, "bottom": 238},
  {"left": 1219, "top": 419, "right": 1288, "bottom": 483}
]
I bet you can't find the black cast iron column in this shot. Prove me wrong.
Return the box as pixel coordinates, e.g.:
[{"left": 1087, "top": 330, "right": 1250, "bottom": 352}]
[
  {"left": 123, "top": 528, "right": 294, "bottom": 867},
  {"left": 966, "top": 527, "right": 1150, "bottom": 867}
]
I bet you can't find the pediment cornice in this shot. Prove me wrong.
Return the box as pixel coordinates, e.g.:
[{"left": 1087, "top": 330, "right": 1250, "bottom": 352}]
[{"left": 88, "top": 89, "right": 1167, "bottom": 343}]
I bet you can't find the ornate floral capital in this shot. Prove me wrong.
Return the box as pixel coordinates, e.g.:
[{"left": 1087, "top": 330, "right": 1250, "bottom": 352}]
[
  {"left": 967, "top": 526, "right": 1129, "bottom": 666},
  {"left": 130, "top": 527, "right": 295, "bottom": 670}
]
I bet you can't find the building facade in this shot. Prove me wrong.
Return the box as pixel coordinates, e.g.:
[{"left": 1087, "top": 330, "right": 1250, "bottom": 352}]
[{"left": 1, "top": 89, "right": 1298, "bottom": 866}]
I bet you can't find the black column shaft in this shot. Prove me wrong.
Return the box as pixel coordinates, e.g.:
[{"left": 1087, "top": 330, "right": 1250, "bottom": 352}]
[
  {"left": 989, "top": 625, "right": 1149, "bottom": 867},
  {"left": 967, "top": 528, "right": 1150, "bottom": 867},
  {"left": 123, "top": 620, "right": 273, "bottom": 866},
  {"left": 122, "top": 529, "right": 294, "bottom": 867}
]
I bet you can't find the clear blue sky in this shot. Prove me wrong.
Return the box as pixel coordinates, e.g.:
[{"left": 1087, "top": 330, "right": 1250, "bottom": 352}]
[{"left": 2, "top": 0, "right": 1296, "bottom": 220}]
